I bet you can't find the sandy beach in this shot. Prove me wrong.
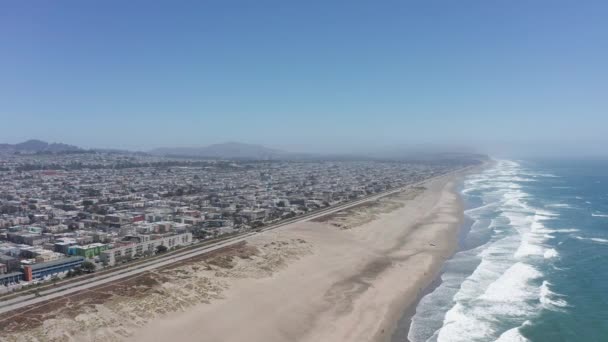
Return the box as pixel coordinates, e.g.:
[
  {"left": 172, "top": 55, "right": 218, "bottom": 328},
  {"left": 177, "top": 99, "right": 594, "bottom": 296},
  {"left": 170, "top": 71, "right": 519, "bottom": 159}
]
[
  {"left": 0, "top": 171, "right": 466, "bottom": 342},
  {"left": 132, "top": 172, "right": 465, "bottom": 342}
]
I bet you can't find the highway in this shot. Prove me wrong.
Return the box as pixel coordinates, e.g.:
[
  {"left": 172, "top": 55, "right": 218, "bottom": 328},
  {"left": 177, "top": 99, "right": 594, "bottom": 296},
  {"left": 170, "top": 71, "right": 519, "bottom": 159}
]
[{"left": 0, "top": 167, "right": 469, "bottom": 315}]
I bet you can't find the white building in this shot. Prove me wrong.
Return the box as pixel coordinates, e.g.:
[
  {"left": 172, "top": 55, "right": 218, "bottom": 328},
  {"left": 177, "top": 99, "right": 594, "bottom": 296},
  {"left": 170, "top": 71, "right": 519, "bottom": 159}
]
[{"left": 100, "top": 233, "right": 193, "bottom": 266}]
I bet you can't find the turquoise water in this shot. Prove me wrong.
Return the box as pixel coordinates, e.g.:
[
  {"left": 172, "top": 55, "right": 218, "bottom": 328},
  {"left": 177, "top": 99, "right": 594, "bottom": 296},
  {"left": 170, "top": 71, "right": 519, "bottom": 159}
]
[{"left": 406, "top": 159, "right": 608, "bottom": 342}]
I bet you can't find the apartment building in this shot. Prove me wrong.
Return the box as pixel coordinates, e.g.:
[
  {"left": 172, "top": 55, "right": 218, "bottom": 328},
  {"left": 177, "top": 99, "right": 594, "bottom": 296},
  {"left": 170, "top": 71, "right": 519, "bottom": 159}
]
[{"left": 100, "top": 232, "right": 193, "bottom": 266}]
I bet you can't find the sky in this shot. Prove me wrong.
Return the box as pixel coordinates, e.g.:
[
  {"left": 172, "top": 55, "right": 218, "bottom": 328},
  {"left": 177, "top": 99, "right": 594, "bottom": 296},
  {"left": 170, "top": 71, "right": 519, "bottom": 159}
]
[{"left": 1, "top": 1, "right": 607, "bottom": 157}]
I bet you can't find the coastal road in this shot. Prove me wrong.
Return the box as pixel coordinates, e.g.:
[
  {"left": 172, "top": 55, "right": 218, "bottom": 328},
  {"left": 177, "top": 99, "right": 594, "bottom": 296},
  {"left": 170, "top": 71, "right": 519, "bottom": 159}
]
[{"left": 0, "top": 167, "right": 471, "bottom": 315}]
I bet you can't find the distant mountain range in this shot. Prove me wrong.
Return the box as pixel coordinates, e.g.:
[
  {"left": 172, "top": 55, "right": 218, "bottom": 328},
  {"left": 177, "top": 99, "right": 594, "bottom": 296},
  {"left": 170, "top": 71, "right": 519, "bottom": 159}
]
[
  {"left": 0, "top": 140, "right": 294, "bottom": 159},
  {"left": 0, "top": 139, "right": 82, "bottom": 153},
  {"left": 0, "top": 139, "right": 488, "bottom": 163},
  {"left": 148, "top": 142, "right": 488, "bottom": 163},
  {"left": 149, "top": 142, "right": 294, "bottom": 160}
]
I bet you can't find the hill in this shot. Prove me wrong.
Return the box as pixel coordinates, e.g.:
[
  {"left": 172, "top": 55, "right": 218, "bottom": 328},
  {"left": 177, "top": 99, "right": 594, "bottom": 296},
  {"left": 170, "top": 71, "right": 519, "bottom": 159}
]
[
  {"left": 0, "top": 139, "right": 82, "bottom": 153},
  {"left": 149, "top": 142, "right": 289, "bottom": 160}
]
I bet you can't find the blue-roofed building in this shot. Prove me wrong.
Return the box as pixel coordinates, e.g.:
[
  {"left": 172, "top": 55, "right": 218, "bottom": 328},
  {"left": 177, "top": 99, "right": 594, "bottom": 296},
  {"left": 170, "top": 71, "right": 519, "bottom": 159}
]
[
  {"left": 0, "top": 272, "right": 23, "bottom": 286},
  {"left": 23, "top": 256, "right": 85, "bottom": 281}
]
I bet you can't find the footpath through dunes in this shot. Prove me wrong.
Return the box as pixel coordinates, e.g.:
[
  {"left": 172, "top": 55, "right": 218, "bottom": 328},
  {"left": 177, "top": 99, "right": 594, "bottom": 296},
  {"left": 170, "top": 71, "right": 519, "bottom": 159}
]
[{"left": 0, "top": 171, "right": 468, "bottom": 342}]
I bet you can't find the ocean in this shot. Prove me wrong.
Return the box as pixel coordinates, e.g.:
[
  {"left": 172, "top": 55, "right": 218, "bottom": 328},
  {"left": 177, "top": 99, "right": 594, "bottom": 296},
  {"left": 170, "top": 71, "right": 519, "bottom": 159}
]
[{"left": 402, "top": 159, "right": 608, "bottom": 342}]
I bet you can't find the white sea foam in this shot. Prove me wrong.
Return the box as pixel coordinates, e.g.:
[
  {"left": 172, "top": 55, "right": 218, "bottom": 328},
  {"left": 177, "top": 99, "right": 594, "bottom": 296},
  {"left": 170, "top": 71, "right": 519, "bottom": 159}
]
[
  {"left": 514, "top": 238, "right": 545, "bottom": 258},
  {"left": 543, "top": 248, "right": 559, "bottom": 259},
  {"left": 546, "top": 203, "right": 573, "bottom": 208},
  {"left": 592, "top": 213, "right": 608, "bottom": 218}
]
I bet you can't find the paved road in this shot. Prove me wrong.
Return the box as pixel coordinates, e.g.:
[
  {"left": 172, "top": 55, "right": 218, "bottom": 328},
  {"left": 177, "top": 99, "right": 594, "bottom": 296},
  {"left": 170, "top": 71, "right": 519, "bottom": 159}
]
[{"left": 0, "top": 168, "right": 468, "bottom": 315}]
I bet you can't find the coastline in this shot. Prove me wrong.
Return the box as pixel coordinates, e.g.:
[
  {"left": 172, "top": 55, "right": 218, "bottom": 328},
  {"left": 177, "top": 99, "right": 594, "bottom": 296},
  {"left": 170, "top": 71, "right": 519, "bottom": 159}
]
[
  {"left": 129, "top": 171, "right": 469, "bottom": 342},
  {"left": 389, "top": 209, "right": 475, "bottom": 342},
  {"left": 377, "top": 177, "right": 466, "bottom": 342},
  {"left": 389, "top": 165, "right": 486, "bottom": 342},
  {"left": 0, "top": 168, "right": 476, "bottom": 342}
]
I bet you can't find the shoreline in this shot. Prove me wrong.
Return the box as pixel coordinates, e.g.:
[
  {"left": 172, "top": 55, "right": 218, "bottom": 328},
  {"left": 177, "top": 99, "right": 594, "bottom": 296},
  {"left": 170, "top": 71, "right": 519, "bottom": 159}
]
[
  {"left": 378, "top": 178, "right": 466, "bottom": 342},
  {"left": 388, "top": 162, "right": 490, "bottom": 342},
  {"left": 388, "top": 209, "right": 475, "bottom": 342},
  {"left": 0, "top": 167, "right": 479, "bottom": 342},
  {"left": 130, "top": 171, "right": 470, "bottom": 342}
]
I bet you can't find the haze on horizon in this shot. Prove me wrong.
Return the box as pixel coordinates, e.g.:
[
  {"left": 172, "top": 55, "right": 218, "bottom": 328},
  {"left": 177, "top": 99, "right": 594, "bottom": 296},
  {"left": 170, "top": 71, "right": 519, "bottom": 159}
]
[{"left": 1, "top": 1, "right": 607, "bottom": 158}]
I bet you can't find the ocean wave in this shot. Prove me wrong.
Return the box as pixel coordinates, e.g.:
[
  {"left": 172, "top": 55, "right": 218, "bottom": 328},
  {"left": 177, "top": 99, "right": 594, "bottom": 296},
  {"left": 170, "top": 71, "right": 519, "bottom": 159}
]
[
  {"left": 536, "top": 228, "right": 578, "bottom": 234},
  {"left": 535, "top": 209, "right": 559, "bottom": 217},
  {"left": 529, "top": 173, "right": 559, "bottom": 178},
  {"left": 503, "top": 208, "right": 553, "bottom": 258},
  {"left": 410, "top": 160, "right": 563, "bottom": 342},
  {"left": 574, "top": 236, "right": 608, "bottom": 244},
  {"left": 591, "top": 213, "right": 608, "bottom": 218},
  {"left": 479, "top": 262, "right": 542, "bottom": 303},
  {"left": 514, "top": 238, "right": 546, "bottom": 258},
  {"left": 517, "top": 168, "right": 559, "bottom": 177},
  {"left": 462, "top": 187, "right": 477, "bottom": 195},
  {"left": 436, "top": 262, "right": 541, "bottom": 342},
  {"left": 492, "top": 176, "right": 536, "bottom": 183},
  {"left": 464, "top": 201, "right": 500, "bottom": 216},
  {"left": 408, "top": 247, "right": 487, "bottom": 342},
  {"left": 540, "top": 281, "right": 568, "bottom": 310},
  {"left": 458, "top": 242, "right": 515, "bottom": 300},
  {"left": 438, "top": 303, "right": 495, "bottom": 341},
  {"left": 543, "top": 249, "right": 559, "bottom": 258},
  {"left": 495, "top": 325, "right": 531, "bottom": 342}
]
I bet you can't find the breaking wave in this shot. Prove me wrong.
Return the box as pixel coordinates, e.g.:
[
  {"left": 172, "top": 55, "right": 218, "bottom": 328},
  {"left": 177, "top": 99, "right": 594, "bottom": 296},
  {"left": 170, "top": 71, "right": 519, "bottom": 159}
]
[
  {"left": 539, "top": 281, "right": 568, "bottom": 309},
  {"left": 574, "top": 236, "right": 608, "bottom": 244},
  {"left": 408, "top": 160, "right": 568, "bottom": 342}
]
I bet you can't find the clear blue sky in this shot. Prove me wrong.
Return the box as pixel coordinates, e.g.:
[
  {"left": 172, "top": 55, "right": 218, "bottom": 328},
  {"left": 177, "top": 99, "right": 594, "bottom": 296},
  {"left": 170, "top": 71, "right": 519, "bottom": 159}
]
[{"left": 1, "top": 1, "right": 607, "bottom": 156}]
